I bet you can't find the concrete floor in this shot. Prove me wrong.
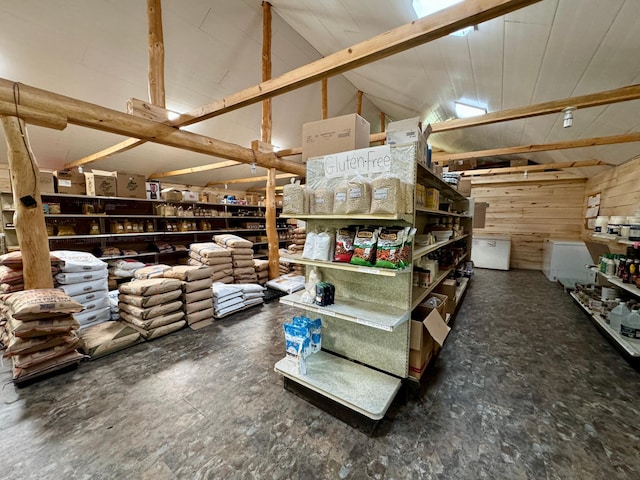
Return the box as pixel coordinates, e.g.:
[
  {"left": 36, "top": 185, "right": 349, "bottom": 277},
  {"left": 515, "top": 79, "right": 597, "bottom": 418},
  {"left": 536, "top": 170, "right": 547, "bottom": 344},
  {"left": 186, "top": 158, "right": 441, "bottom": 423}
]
[{"left": 1, "top": 269, "right": 639, "bottom": 479}]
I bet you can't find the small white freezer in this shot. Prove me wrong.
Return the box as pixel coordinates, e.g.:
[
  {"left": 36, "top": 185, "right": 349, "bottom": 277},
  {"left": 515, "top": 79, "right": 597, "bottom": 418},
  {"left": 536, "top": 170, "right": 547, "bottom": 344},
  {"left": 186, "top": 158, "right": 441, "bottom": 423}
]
[
  {"left": 471, "top": 235, "right": 511, "bottom": 270},
  {"left": 542, "top": 239, "right": 595, "bottom": 283}
]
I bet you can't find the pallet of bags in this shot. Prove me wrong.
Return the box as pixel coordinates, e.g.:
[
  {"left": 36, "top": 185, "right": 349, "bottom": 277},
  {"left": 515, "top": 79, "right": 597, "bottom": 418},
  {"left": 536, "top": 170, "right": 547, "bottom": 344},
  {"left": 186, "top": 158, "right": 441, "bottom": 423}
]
[
  {"left": 0, "top": 251, "right": 63, "bottom": 293},
  {"left": 1, "top": 289, "right": 86, "bottom": 385},
  {"left": 118, "top": 278, "right": 185, "bottom": 340},
  {"left": 78, "top": 321, "right": 143, "bottom": 360},
  {"left": 236, "top": 283, "right": 265, "bottom": 309},
  {"left": 212, "top": 283, "right": 245, "bottom": 318},
  {"left": 188, "top": 242, "right": 234, "bottom": 284},
  {"left": 51, "top": 251, "right": 110, "bottom": 330},
  {"left": 213, "top": 234, "right": 257, "bottom": 284},
  {"left": 254, "top": 259, "right": 270, "bottom": 286},
  {"left": 163, "top": 265, "right": 214, "bottom": 329}
]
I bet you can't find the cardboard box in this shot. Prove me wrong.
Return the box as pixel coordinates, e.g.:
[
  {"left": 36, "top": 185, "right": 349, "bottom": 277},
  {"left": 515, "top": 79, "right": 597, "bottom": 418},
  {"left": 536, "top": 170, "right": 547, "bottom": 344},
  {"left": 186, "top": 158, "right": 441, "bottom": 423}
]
[
  {"left": 84, "top": 171, "right": 117, "bottom": 197},
  {"left": 409, "top": 308, "right": 451, "bottom": 378},
  {"left": 435, "top": 279, "right": 457, "bottom": 314},
  {"left": 417, "top": 292, "right": 448, "bottom": 319},
  {"left": 145, "top": 181, "right": 161, "bottom": 200},
  {"left": 425, "top": 188, "right": 440, "bottom": 209},
  {"left": 301, "top": 113, "right": 370, "bottom": 162},
  {"left": 116, "top": 172, "right": 146, "bottom": 199},
  {"left": 55, "top": 170, "right": 86, "bottom": 195},
  {"left": 181, "top": 190, "right": 199, "bottom": 202},
  {"left": 473, "top": 202, "right": 488, "bottom": 229},
  {"left": 457, "top": 178, "right": 472, "bottom": 197},
  {"left": 386, "top": 117, "right": 425, "bottom": 145},
  {"left": 161, "top": 188, "right": 183, "bottom": 202},
  {"left": 39, "top": 171, "right": 55, "bottom": 194}
]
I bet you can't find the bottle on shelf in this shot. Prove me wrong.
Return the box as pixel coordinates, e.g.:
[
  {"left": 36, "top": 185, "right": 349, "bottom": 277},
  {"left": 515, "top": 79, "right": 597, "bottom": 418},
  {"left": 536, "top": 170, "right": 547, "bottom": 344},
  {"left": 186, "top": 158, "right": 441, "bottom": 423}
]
[
  {"left": 620, "top": 308, "right": 640, "bottom": 340},
  {"left": 609, "top": 301, "right": 630, "bottom": 335}
]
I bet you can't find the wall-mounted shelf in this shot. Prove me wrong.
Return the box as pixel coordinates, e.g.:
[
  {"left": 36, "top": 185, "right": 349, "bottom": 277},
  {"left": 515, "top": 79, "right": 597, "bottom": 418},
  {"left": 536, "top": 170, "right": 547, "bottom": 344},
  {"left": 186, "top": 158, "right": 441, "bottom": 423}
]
[
  {"left": 280, "top": 253, "right": 409, "bottom": 277},
  {"left": 415, "top": 208, "right": 469, "bottom": 218},
  {"left": 590, "top": 267, "right": 640, "bottom": 298},
  {"left": 280, "top": 213, "right": 413, "bottom": 223},
  {"left": 412, "top": 234, "right": 469, "bottom": 261}
]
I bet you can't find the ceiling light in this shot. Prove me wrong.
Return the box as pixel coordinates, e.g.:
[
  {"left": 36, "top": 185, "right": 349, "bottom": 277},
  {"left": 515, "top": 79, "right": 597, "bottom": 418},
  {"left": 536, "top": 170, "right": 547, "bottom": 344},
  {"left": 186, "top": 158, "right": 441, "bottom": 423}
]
[
  {"left": 562, "top": 107, "right": 576, "bottom": 128},
  {"left": 454, "top": 101, "right": 487, "bottom": 119},
  {"left": 411, "top": 0, "right": 476, "bottom": 36},
  {"left": 251, "top": 162, "right": 257, "bottom": 174}
]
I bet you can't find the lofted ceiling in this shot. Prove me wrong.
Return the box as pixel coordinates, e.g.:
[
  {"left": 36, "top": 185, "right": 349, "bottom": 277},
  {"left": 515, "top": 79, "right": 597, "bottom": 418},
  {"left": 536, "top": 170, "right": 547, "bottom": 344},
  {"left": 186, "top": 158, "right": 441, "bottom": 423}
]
[{"left": 0, "top": 0, "right": 639, "bottom": 190}]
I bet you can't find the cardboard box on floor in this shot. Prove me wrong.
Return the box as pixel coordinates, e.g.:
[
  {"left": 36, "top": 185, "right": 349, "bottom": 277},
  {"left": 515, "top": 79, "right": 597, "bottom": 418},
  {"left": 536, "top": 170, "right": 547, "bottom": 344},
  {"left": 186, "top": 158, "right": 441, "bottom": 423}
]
[
  {"left": 416, "top": 292, "right": 448, "bottom": 319},
  {"left": 435, "top": 279, "right": 457, "bottom": 315},
  {"left": 301, "top": 113, "right": 370, "bottom": 163},
  {"left": 409, "top": 308, "right": 451, "bottom": 379}
]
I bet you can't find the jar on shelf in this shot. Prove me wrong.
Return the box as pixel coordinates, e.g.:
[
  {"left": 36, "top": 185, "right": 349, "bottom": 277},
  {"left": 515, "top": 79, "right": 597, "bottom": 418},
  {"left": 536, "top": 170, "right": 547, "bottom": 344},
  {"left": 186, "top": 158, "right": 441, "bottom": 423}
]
[
  {"left": 89, "top": 221, "right": 101, "bottom": 235},
  {"left": 57, "top": 225, "right": 76, "bottom": 236},
  {"left": 145, "top": 220, "right": 154, "bottom": 232},
  {"left": 110, "top": 221, "right": 124, "bottom": 234}
]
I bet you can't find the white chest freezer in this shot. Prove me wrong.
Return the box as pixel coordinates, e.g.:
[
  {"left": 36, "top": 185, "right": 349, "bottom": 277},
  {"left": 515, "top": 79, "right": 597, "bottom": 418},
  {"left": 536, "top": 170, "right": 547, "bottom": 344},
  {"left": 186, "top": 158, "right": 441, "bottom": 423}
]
[
  {"left": 542, "top": 239, "right": 594, "bottom": 283},
  {"left": 471, "top": 235, "right": 511, "bottom": 270}
]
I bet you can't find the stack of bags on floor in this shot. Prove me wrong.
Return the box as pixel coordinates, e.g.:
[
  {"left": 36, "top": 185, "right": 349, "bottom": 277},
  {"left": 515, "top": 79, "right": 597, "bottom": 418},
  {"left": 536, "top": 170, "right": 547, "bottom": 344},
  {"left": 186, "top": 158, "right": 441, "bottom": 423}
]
[
  {"left": 53, "top": 251, "right": 110, "bottom": 330},
  {"left": 107, "top": 258, "right": 146, "bottom": 281},
  {"left": 254, "top": 259, "right": 270, "bottom": 286},
  {"left": 78, "top": 320, "right": 142, "bottom": 360},
  {"left": 117, "top": 278, "right": 185, "bottom": 340},
  {"left": 162, "top": 265, "right": 214, "bottom": 329},
  {"left": 211, "top": 283, "right": 265, "bottom": 318},
  {"left": 287, "top": 226, "right": 307, "bottom": 255},
  {"left": 1, "top": 289, "right": 85, "bottom": 384},
  {"left": 188, "top": 242, "right": 233, "bottom": 284},
  {"left": 0, "top": 252, "right": 62, "bottom": 293},
  {"left": 213, "top": 234, "right": 256, "bottom": 284}
]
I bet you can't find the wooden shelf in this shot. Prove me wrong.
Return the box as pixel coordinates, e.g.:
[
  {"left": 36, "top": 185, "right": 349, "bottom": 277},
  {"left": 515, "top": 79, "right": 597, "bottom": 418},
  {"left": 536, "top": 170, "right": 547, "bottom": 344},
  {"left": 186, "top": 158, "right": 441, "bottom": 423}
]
[
  {"left": 280, "top": 213, "right": 412, "bottom": 222},
  {"left": 417, "top": 164, "right": 466, "bottom": 202},
  {"left": 98, "top": 252, "right": 158, "bottom": 261},
  {"left": 415, "top": 207, "right": 470, "bottom": 218},
  {"left": 274, "top": 351, "right": 402, "bottom": 420},
  {"left": 411, "top": 268, "right": 452, "bottom": 310},
  {"left": 280, "top": 253, "right": 409, "bottom": 277},
  {"left": 570, "top": 292, "right": 640, "bottom": 358},
  {"left": 412, "top": 234, "right": 469, "bottom": 261},
  {"left": 279, "top": 290, "right": 409, "bottom": 331}
]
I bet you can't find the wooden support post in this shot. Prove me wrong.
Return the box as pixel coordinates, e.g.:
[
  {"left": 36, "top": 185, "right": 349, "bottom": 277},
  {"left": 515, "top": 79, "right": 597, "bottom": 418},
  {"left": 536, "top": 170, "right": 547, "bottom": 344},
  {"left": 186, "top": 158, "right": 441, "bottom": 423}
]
[
  {"left": 147, "top": 0, "right": 165, "bottom": 107},
  {"left": 380, "top": 112, "right": 386, "bottom": 144},
  {"left": 1, "top": 116, "right": 53, "bottom": 289},
  {"left": 261, "top": 1, "right": 279, "bottom": 280},
  {"left": 356, "top": 90, "right": 363, "bottom": 116},
  {"left": 322, "top": 78, "right": 328, "bottom": 119}
]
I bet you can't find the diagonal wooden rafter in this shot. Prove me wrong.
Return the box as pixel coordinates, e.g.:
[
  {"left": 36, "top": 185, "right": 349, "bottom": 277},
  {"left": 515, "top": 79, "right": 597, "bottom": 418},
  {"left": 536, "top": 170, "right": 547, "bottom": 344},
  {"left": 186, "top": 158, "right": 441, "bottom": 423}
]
[
  {"left": 206, "top": 173, "right": 296, "bottom": 187},
  {"left": 149, "top": 160, "right": 240, "bottom": 179},
  {"left": 432, "top": 132, "right": 640, "bottom": 163},
  {"left": 459, "top": 159, "right": 610, "bottom": 176},
  {"left": 66, "top": 0, "right": 542, "bottom": 169}
]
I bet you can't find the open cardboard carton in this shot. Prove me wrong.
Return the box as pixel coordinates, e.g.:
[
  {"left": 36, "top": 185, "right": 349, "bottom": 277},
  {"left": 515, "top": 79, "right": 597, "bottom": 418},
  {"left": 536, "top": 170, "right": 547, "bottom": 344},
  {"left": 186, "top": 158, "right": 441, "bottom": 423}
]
[{"left": 409, "top": 308, "right": 451, "bottom": 379}]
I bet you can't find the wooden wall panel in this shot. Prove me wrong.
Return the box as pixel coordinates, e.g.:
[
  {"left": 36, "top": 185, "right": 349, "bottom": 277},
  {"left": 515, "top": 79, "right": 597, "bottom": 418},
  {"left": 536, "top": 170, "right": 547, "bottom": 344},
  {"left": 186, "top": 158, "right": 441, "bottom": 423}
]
[
  {"left": 583, "top": 157, "right": 640, "bottom": 235},
  {"left": 471, "top": 174, "right": 586, "bottom": 270}
]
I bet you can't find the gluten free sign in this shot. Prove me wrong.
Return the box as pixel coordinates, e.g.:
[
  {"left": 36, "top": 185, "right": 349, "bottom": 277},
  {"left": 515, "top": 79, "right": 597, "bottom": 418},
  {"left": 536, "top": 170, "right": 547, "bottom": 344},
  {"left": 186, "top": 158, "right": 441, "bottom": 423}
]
[{"left": 321, "top": 145, "right": 391, "bottom": 178}]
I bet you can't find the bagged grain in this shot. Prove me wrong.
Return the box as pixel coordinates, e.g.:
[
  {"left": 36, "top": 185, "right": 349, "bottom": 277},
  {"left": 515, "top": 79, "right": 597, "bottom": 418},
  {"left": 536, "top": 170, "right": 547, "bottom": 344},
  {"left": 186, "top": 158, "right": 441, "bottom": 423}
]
[
  {"left": 55, "top": 269, "right": 108, "bottom": 285},
  {"left": 74, "top": 306, "right": 111, "bottom": 328},
  {"left": 214, "top": 234, "right": 253, "bottom": 249},
  {"left": 189, "top": 242, "right": 231, "bottom": 258},
  {"left": 134, "top": 264, "right": 171, "bottom": 279},
  {"left": 282, "top": 182, "right": 306, "bottom": 215},
  {"left": 3, "top": 332, "right": 79, "bottom": 357},
  {"left": 118, "top": 289, "right": 182, "bottom": 308},
  {"left": 78, "top": 321, "right": 141, "bottom": 359},
  {"left": 233, "top": 259, "right": 255, "bottom": 269},
  {"left": 254, "top": 259, "right": 269, "bottom": 272},
  {"left": 345, "top": 172, "right": 371, "bottom": 214},
  {"left": 184, "top": 298, "right": 213, "bottom": 314},
  {"left": 163, "top": 265, "right": 214, "bottom": 282},
  {"left": 2, "top": 289, "right": 84, "bottom": 320},
  {"left": 212, "top": 269, "right": 233, "bottom": 282},
  {"left": 118, "top": 300, "right": 182, "bottom": 320},
  {"left": 183, "top": 288, "right": 213, "bottom": 304},
  {"left": 0, "top": 251, "right": 61, "bottom": 268},
  {"left": 370, "top": 174, "right": 403, "bottom": 214},
  {"left": 182, "top": 277, "right": 214, "bottom": 293},
  {"left": 57, "top": 278, "right": 108, "bottom": 297},
  {"left": 118, "top": 278, "right": 183, "bottom": 296},
  {"left": 13, "top": 340, "right": 81, "bottom": 369},
  {"left": 8, "top": 315, "right": 79, "bottom": 338},
  {"left": 70, "top": 289, "right": 109, "bottom": 306},
  {"left": 229, "top": 248, "right": 254, "bottom": 257},
  {"left": 51, "top": 250, "right": 107, "bottom": 272},
  {"left": 185, "top": 309, "right": 213, "bottom": 325},
  {"left": 126, "top": 319, "right": 186, "bottom": 340},
  {"left": 119, "top": 310, "right": 184, "bottom": 330},
  {"left": 12, "top": 350, "right": 85, "bottom": 382}
]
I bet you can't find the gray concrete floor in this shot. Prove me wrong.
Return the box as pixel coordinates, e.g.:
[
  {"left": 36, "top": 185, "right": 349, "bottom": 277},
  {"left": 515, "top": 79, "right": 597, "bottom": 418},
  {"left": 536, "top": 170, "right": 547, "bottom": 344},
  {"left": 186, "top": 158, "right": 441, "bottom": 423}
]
[{"left": 1, "top": 269, "right": 639, "bottom": 479}]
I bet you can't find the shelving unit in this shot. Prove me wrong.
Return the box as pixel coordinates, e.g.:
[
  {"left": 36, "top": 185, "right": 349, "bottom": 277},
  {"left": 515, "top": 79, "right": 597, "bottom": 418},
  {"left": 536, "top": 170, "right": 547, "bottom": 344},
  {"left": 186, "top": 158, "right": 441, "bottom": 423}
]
[
  {"left": 0, "top": 191, "right": 290, "bottom": 260},
  {"left": 274, "top": 142, "right": 473, "bottom": 421}
]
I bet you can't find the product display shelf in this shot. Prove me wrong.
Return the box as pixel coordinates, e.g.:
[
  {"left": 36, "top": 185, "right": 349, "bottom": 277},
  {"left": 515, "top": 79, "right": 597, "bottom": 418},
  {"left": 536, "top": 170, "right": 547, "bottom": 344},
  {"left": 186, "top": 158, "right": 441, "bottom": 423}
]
[
  {"left": 280, "top": 213, "right": 413, "bottom": 222},
  {"left": 279, "top": 253, "right": 408, "bottom": 277},
  {"left": 411, "top": 268, "right": 453, "bottom": 310},
  {"left": 415, "top": 207, "right": 469, "bottom": 218},
  {"left": 416, "top": 164, "right": 466, "bottom": 202},
  {"left": 412, "top": 234, "right": 469, "bottom": 261},
  {"left": 589, "top": 267, "right": 640, "bottom": 298},
  {"left": 274, "top": 351, "right": 402, "bottom": 420},
  {"left": 570, "top": 291, "right": 640, "bottom": 358},
  {"left": 279, "top": 290, "right": 409, "bottom": 331}
]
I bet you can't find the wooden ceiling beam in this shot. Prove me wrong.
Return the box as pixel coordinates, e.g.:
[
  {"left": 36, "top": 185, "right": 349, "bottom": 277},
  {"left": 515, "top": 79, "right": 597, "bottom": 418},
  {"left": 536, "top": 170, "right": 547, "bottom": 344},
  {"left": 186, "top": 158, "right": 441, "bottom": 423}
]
[
  {"left": 175, "top": 0, "right": 541, "bottom": 126},
  {"left": 0, "top": 78, "right": 306, "bottom": 176},
  {"left": 206, "top": 173, "right": 297, "bottom": 187},
  {"left": 0, "top": 100, "right": 67, "bottom": 130},
  {"left": 433, "top": 132, "right": 640, "bottom": 163},
  {"left": 432, "top": 83, "right": 640, "bottom": 133},
  {"left": 149, "top": 160, "right": 240, "bottom": 179},
  {"left": 459, "top": 159, "right": 611, "bottom": 176},
  {"left": 67, "top": 0, "right": 540, "bottom": 168}
]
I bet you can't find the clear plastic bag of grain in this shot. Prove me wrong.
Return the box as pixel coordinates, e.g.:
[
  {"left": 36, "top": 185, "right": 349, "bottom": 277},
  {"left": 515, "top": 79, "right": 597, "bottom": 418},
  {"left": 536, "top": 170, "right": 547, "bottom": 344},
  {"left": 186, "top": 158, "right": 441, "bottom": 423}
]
[
  {"left": 333, "top": 177, "right": 349, "bottom": 214},
  {"left": 282, "top": 182, "right": 306, "bottom": 215},
  {"left": 310, "top": 179, "right": 334, "bottom": 215},
  {"left": 370, "top": 173, "right": 403, "bottom": 214},
  {"left": 345, "top": 172, "right": 371, "bottom": 214}
]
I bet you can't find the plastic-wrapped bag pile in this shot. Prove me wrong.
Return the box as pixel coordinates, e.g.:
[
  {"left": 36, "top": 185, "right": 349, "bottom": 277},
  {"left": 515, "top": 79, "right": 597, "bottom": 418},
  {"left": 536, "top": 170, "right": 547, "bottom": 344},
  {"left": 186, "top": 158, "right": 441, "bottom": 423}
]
[
  {"left": 162, "top": 265, "right": 214, "bottom": 329},
  {"left": 188, "top": 242, "right": 233, "bottom": 284},
  {"left": 107, "top": 258, "right": 146, "bottom": 280},
  {"left": 1, "top": 289, "right": 85, "bottom": 385},
  {"left": 282, "top": 315, "right": 322, "bottom": 375},
  {"left": 213, "top": 234, "right": 257, "bottom": 284},
  {"left": 212, "top": 282, "right": 265, "bottom": 318},
  {"left": 0, "top": 251, "right": 62, "bottom": 293},
  {"left": 117, "top": 278, "right": 185, "bottom": 340},
  {"left": 52, "top": 251, "right": 110, "bottom": 329}
]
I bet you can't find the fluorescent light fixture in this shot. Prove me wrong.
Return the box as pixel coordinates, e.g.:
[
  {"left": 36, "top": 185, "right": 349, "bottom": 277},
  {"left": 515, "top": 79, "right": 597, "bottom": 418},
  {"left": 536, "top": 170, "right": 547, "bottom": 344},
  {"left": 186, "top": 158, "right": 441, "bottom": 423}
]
[
  {"left": 411, "top": 0, "right": 476, "bottom": 36},
  {"left": 455, "top": 101, "right": 487, "bottom": 119}
]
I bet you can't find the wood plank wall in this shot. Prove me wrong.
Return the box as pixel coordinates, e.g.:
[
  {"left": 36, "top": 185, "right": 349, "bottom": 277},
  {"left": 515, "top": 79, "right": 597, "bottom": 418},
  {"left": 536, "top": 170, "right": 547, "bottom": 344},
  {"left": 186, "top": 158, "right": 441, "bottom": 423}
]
[
  {"left": 582, "top": 157, "right": 640, "bottom": 237},
  {"left": 470, "top": 172, "right": 587, "bottom": 270}
]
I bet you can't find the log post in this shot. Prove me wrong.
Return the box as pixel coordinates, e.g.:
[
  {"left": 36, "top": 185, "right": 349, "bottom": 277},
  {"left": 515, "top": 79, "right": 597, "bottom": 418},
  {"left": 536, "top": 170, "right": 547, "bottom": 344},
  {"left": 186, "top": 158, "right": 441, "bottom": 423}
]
[
  {"left": 321, "top": 78, "right": 328, "bottom": 119},
  {"left": 356, "top": 90, "right": 363, "bottom": 116},
  {"left": 147, "top": 0, "right": 165, "bottom": 107},
  {"left": 1, "top": 116, "right": 53, "bottom": 289},
  {"left": 261, "top": 1, "right": 280, "bottom": 280},
  {"left": 380, "top": 111, "right": 386, "bottom": 144}
]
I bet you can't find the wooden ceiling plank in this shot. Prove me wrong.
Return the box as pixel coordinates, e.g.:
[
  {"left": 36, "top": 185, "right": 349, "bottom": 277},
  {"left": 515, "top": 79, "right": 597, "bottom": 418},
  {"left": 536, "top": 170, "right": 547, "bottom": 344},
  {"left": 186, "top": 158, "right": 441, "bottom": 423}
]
[
  {"left": 433, "top": 132, "right": 640, "bottom": 163},
  {"left": 206, "top": 173, "right": 296, "bottom": 186},
  {"left": 0, "top": 78, "right": 306, "bottom": 176},
  {"left": 460, "top": 159, "right": 610, "bottom": 176},
  {"left": 149, "top": 160, "right": 240, "bottom": 179}
]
